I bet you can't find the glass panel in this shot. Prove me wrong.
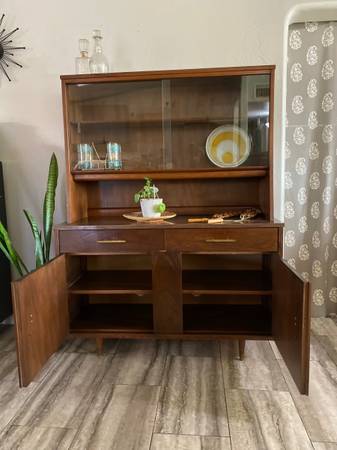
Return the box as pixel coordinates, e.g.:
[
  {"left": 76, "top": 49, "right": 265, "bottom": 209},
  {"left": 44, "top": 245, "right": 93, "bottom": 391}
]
[
  {"left": 67, "top": 74, "right": 270, "bottom": 172},
  {"left": 68, "top": 80, "right": 163, "bottom": 171},
  {"left": 168, "top": 74, "right": 270, "bottom": 170}
]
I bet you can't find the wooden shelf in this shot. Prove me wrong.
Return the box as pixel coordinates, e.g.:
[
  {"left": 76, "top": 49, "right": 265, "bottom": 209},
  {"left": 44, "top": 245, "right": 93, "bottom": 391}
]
[
  {"left": 183, "top": 304, "right": 272, "bottom": 336},
  {"left": 69, "top": 270, "right": 152, "bottom": 295},
  {"left": 182, "top": 270, "right": 271, "bottom": 295},
  {"left": 70, "top": 304, "right": 153, "bottom": 333},
  {"left": 183, "top": 295, "right": 264, "bottom": 305},
  {"left": 70, "top": 119, "right": 162, "bottom": 127},
  {"left": 70, "top": 117, "right": 243, "bottom": 127},
  {"left": 69, "top": 270, "right": 271, "bottom": 296},
  {"left": 71, "top": 166, "right": 268, "bottom": 181}
]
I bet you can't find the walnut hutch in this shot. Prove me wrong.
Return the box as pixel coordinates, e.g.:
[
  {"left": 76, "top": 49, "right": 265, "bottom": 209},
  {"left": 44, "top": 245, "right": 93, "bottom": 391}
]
[{"left": 12, "top": 66, "right": 310, "bottom": 394}]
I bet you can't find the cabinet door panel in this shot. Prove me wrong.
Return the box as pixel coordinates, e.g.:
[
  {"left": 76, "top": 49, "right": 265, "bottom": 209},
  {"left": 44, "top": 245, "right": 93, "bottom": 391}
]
[
  {"left": 12, "top": 255, "right": 68, "bottom": 387},
  {"left": 271, "top": 254, "right": 310, "bottom": 394}
]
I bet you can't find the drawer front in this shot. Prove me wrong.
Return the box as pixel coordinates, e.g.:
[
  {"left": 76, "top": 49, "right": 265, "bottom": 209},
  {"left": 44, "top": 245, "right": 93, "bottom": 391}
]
[
  {"left": 165, "top": 228, "right": 279, "bottom": 253},
  {"left": 59, "top": 229, "right": 164, "bottom": 254}
]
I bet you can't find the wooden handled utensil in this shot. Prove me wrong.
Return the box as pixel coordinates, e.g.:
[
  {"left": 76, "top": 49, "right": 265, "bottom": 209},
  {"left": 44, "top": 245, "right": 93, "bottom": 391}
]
[{"left": 188, "top": 218, "right": 209, "bottom": 223}]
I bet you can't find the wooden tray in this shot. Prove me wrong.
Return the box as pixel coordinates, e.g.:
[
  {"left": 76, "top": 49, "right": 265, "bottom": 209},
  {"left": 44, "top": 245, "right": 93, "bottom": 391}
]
[{"left": 123, "top": 211, "right": 176, "bottom": 222}]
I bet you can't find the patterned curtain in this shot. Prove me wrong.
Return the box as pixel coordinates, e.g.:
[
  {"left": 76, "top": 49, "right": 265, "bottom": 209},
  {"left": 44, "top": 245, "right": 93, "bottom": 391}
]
[{"left": 285, "top": 21, "right": 337, "bottom": 317}]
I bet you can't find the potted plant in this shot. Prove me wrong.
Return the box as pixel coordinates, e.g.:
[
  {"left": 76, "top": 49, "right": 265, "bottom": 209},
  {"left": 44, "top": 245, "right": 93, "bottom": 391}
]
[{"left": 134, "top": 177, "right": 166, "bottom": 218}]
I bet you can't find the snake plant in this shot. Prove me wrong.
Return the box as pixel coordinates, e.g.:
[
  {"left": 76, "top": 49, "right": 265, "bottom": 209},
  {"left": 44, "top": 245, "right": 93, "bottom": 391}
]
[{"left": 0, "top": 153, "right": 58, "bottom": 275}]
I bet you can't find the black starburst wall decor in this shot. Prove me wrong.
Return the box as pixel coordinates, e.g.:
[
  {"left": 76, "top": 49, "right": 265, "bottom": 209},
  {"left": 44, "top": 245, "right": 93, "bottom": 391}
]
[{"left": 0, "top": 14, "right": 26, "bottom": 81}]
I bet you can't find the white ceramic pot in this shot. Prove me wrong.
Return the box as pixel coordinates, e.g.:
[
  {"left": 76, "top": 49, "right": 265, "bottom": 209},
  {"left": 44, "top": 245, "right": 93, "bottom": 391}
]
[{"left": 140, "top": 198, "right": 163, "bottom": 218}]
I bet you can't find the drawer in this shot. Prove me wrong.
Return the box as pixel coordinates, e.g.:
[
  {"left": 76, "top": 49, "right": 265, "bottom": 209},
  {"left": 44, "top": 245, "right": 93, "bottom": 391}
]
[
  {"left": 165, "top": 228, "right": 279, "bottom": 253},
  {"left": 59, "top": 229, "right": 164, "bottom": 254}
]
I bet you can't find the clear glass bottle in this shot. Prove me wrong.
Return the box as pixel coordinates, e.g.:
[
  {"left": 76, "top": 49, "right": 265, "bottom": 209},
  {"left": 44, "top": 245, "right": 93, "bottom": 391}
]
[
  {"left": 75, "top": 39, "right": 90, "bottom": 74},
  {"left": 89, "top": 29, "right": 109, "bottom": 73}
]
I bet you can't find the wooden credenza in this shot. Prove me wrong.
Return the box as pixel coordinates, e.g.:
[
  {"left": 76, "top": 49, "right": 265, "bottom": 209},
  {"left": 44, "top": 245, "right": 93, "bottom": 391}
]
[{"left": 11, "top": 66, "right": 310, "bottom": 394}]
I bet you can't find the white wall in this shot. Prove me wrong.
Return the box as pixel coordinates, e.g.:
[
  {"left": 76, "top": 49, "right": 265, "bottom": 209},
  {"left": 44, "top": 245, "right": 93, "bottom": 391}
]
[{"left": 1, "top": 0, "right": 336, "bottom": 272}]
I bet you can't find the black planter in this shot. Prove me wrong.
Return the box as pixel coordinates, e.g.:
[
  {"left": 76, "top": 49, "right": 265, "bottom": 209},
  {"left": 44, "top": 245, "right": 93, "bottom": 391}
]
[{"left": 0, "top": 162, "right": 12, "bottom": 322}]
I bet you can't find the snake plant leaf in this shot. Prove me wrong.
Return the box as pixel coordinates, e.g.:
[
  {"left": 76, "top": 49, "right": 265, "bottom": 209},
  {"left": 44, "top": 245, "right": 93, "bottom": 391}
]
[
  {"left": 0, "top": 239, "right": 25, "bottom": 277},
  {"left": 0, "top": 221, "right": 28, "bottom": 276},
  {"left": 42, "top": 239, "right": 46, "bottom": 262},
  {"left": 0, "top": 222, "right": 22, "bottom": 275},
  {"left": 0, "top": 241, "right": 26, "bottom": 277},
  {"left": 23, "top": 210, "right": 45, "bottom": 268},
  {"left": 0, "top": 239, "right": 13, "bottom": 264},
  {"left": 43, "top": 153, "right": 58, "bottom": 261},
  {"left": 0, "top": 237, "right": 12, "bottom": 261},
  {"left": 13, "top": 247, "right": 29, "bottom": 275}
]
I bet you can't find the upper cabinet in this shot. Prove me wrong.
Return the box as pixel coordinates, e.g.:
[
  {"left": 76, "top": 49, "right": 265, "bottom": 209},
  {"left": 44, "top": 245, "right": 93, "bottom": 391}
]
[
  {"left": 61, "top": 67, "right": 274, "bottom": 222},
  {"left": 62, "top": 67, "right": 273, "bottom": 179}
]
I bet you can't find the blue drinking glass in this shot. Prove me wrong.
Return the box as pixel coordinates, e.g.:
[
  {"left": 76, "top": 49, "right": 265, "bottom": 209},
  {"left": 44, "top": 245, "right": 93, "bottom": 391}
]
[
  {"left": 77, "top": 143, "right": 93, "bottom": 170},
  {"left": 106, "top": 142, "right": 122, "bottom": 170}
]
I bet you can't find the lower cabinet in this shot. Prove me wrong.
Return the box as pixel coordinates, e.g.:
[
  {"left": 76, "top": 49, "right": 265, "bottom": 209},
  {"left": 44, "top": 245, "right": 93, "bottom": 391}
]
[{"left": 11, "top": 251, "right": 310, "bottom": 394}]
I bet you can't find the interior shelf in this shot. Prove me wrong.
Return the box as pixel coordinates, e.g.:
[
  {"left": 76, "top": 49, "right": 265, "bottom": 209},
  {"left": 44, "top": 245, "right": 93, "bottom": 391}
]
[
  {"left": 69, "top": 270, "right": 152, "bottom": 295},
  {"left": 183, "top": 295, "right": 264, "bottom": 305},
  {"left": 182, "top": 270, "right": 271, "bottom": 295},
  {"left": 71, "top": 167, "right": 268, "bottom": 181},
  {"left": 183, "top": 304, "right": 272, "bottom": 336},
  {"left": 70, "top": 304, "right": 153, "bottom": 334},
  {"left": 70, "top": 117, "right": 247, "bottom": 127}
]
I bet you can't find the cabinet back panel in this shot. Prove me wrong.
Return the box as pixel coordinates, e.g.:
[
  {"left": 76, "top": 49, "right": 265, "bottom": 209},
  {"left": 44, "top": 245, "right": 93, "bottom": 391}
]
[
  {"left": 68, "top": 81, "right": 162, "bottom": 122},
  {"left": 85, "top": 254, "right": 263, "bottom": 272},
  {"left": 86, "top": 178, "right": 261, "bottom": 215},
  {"left": 87, "top": 255, "right": 152, "bottom": 271},
  {"left": 70, "top": 124, "right": 164, "bottom": 171}
]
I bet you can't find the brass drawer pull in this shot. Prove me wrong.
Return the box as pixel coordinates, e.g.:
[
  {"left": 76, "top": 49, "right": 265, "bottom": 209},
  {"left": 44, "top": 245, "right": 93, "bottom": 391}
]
[
  {"left": 96, "top": 239, "right": 127, "bottom": 244},
  {"left": 205, "top": 238, "right": 237, "bottom": 243}
]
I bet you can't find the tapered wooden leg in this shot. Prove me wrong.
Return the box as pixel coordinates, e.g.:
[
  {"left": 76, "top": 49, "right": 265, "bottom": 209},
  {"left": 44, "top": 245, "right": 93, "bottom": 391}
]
[
  {"left": 238, "top": 339, "right": 246, "bottom": 360},
  {"left": 96, "top": 337, "right": 104, "bottom": 355}
]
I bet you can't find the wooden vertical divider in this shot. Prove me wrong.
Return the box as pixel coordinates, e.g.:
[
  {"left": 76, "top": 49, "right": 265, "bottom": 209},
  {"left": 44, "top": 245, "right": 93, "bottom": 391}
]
[{"left": 152, "top": 251, "right": 183, "bottom": 333}]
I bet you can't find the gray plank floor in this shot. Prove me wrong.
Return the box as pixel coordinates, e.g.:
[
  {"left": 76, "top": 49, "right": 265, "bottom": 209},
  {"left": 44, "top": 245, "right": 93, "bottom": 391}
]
[{"left": 0, "top": 319, "right": 337, "bottom": 449}]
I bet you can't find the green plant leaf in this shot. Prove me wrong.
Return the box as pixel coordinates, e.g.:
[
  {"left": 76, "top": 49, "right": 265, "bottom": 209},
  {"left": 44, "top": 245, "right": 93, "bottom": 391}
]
[
  {"left": 134, "top": 177, "right": 160, "bottom": 201},
  {"left": 0, "top": 221, "right": 28, "bottom": 276},
  {"left": 24, "top": 210, "right": 45, "bottom": 268},
  {"left": 0, "top": 241, "right": 12, "bottom": 269},
  {"left": 43, "top": 153, "right": 58, "bottom": 261},
  {"left": 13, "top": 248, "right": 29, "bottom": 275},
  {"left": 0, "top": 225, "right": 18, "bottom": 274},
  {"left": 0, "top": 240, "right": 25, "bottom": 276}
]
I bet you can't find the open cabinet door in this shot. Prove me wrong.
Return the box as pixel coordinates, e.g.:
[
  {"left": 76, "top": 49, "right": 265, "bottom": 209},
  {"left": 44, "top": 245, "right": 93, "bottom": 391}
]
[
  {"left": 271, "top": 254, "right": 310, "bottom": 394},
  {"left": 11, "top": 255, "right": 68, "bottom": 387}
]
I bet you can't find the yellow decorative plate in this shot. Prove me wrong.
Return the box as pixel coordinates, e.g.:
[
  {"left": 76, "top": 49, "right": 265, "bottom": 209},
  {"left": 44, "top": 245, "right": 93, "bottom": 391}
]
[
  {"left": 123, "top": 211, "right": 177, "bottom": 222},
  {"left": 206, "top": 125, "right": 251, "bottom": 168}
]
